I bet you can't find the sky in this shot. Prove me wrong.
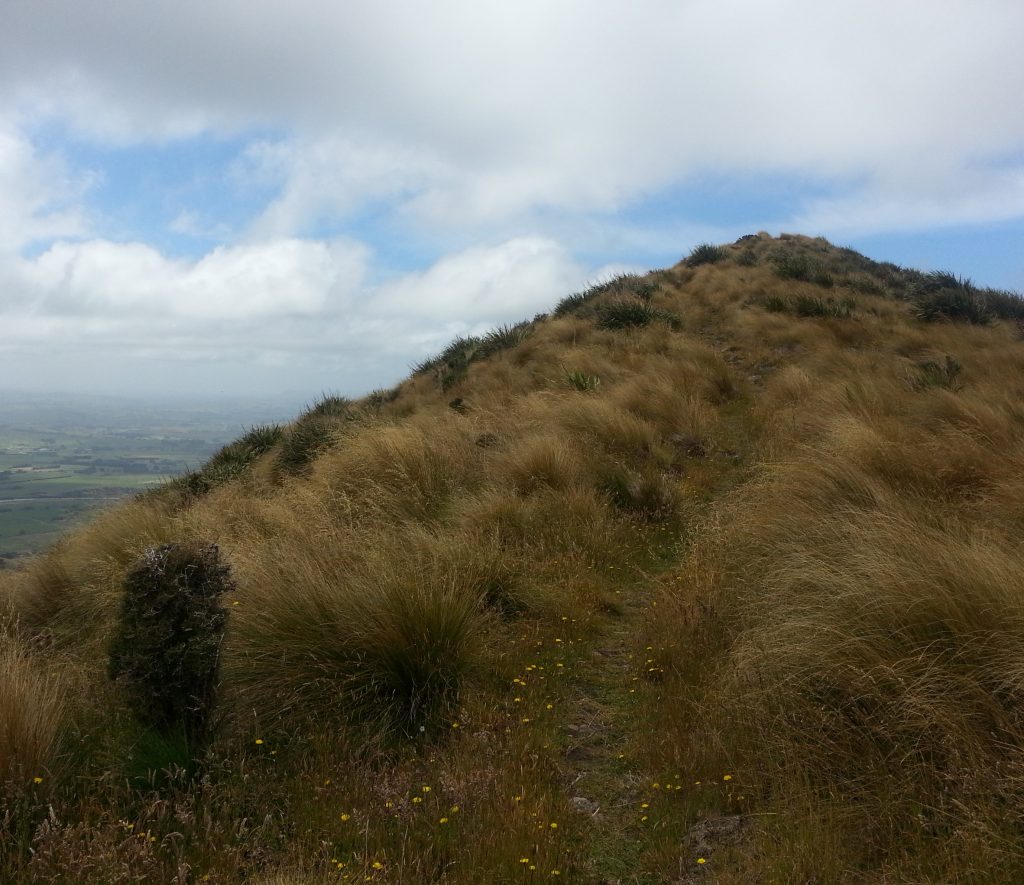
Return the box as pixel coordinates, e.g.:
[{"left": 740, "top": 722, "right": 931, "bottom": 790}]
[{"left": 2, "top": 0, "right": 1024, "bottom": 401}]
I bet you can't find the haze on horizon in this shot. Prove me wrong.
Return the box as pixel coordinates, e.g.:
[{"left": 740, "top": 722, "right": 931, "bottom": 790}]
[{"left": 2, "top": 0, "right": 1023, "bottom": 399}]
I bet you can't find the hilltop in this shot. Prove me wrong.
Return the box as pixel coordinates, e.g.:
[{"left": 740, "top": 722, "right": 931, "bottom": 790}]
[{"left": 4, "top": 233, "right": 1024, "bottom": 883}]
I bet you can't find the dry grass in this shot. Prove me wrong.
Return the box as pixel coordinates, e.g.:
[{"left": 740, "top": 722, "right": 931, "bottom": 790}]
[
  {"left": 3, "top": 234, "right": 1024, "bottom": 881},
  {"left": 0, "top": 637, "right": 67, "bottom": 786}
]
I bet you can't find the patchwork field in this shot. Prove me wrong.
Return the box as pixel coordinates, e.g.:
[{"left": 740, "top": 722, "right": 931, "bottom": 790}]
[{"left": 0, "top": 395, "right": 298, "bottom": 559}]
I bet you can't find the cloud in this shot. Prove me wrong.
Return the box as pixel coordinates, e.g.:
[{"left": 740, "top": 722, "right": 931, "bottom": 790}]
[
  {"left": 2, "top": 1, "right": 1024, "bottom": 395},
  {"left": 17, "top": 237, "right": 367, "bottom": 319},
  {"left": 2, "top": 1, "right": 1022, "bottom": 231},
  {"left": 372, "top": 237, "right": 582, "bottom": 324},
  {"left": 0, "top": 126, "right": 90, "bottom": 253},
  {"left": 0, "top": 233, "right": 591, "bottom": 394}
]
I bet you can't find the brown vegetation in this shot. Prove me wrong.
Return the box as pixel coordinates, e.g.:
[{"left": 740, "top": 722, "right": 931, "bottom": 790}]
[{"left": 3, "top": 234, "right": 1024, "bottom": 882}]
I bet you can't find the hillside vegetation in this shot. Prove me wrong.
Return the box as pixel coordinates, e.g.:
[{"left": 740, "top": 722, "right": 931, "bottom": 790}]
[{"left": 3, "top": 233, "right": 1024, "bottom": 883}]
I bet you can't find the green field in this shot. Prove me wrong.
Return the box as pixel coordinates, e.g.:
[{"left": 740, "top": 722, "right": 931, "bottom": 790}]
[{"left": 0, "top": 392, "right": 297, "bottom": 560}]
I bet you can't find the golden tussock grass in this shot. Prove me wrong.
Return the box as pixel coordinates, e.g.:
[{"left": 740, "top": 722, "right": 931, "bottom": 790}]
[
  {"left": 5, "top": 234, "right": 1024, "bottom": 881},
  {"left": 0, "top": 637, "right": 68, "bottom": 785}
]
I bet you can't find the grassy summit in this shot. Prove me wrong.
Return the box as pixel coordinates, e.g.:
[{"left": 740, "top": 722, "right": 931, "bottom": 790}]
[{"left": 4, "top": 233, "right": 1024, "bottom": 882}]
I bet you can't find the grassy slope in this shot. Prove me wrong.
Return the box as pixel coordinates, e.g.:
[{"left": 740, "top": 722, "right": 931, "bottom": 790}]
[{"left": 3, "top": 234, "right": 1024, "bottom": 882}]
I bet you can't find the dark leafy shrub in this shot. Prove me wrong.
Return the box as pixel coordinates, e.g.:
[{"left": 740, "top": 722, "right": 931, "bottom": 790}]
[
  {"left": 686, "top": 243, "right": 726, "bottom": 267},
  {"left": 912, "top": 355, "right": 964, "bottom": 392},
  {"left": 764, "top": 295, "right": 788, "bottom": 313},
  {"left": 736, "top": 250, "right": 759, "bottom": 267},
  {"left": 108, "top": 543, "right": 232, "bottom": 751}
]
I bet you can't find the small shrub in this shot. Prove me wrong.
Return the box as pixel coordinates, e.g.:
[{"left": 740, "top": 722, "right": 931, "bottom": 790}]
[
  {"left": 912, "top": 272, "right": 991, "bottom": 324},
  {"left": 275, "top": 415, "right": 339, "bottom": 475},
  {"left": 202, "top": 424, "right": 284, "bottom": 483},
  {"left": 108, "top": 543, "right": 232, "bottom": 752},
  {"left": 773, "top": 254, "right": 834, "bottom": 287},
  {"left": 793, "top": 295, "right": 854, "bottom": 319},
  {"left": 554, "top": 274, "right": 656, "bottom": 316},
  {"left": 910, "top": 272, "right": 1024, "bottom": 324},
  {"left": 686, "top": 243, "right": 726, "bottom": 267},
  {"left": 414, "top": 335, "right": 484, "bottom": 391},
  {"left": 554, "top": 292, "right": 588, "bottom": 316},
  {"left": 478, "top": 322, "right": 533, "bottom": 357},
  {"left": 565, "top": 370, "right": 601, "bottom": 391},
  {"left": 595, "top": 300, "right": 681, "bottom": 331},
  {"left": 600, "top": 467, "right": 680, "bottom": 522},
  {"left": 736, "top": 250, "right": 759, "bottom": 267},
  {"left": 912, "top": 355, "right": 964, "bottom": 392},
  {"left": 762, "top": 295, "right": 853, "bottom": 318},
  {"left": 303, "top": 395, "right": 352, "bottom": 419},
  {"left": 364, "top": 386, "right": 400, "bottom": 408},
  {"left": 275, "top": 396, "right": 357, "bottom": 475}
]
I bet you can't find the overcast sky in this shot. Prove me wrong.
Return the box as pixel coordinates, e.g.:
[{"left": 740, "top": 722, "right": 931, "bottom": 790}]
[{"left": 3, "top": 0, "right": 1023, "bottom": 401}]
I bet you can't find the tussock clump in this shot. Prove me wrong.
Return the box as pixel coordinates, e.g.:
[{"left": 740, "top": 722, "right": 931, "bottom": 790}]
[
  {"left": 224, "top": 535, "right": 486, "bottom": 736},
  {"left": 0, "top": 637, "right": 67, "bottom": 786}
]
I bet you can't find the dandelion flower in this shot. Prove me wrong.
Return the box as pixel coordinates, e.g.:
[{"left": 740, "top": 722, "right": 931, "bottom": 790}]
[
  {"left": 723, "top": 774, "right": 732, "bottom": 781},
  {"left": 696, "top": 858, "right": 706, "bottom": 865},
  {"left": 340, "top": 813, "right": 350, "bottom": 822},
  {"left": 32, "top": 777, "right": 43, "bottom": 785},
  {"left": 412, "top": 797, "right": 422, "bottom": 804},
  {"left": 372, "top": 861, "right": 384, "bottom": 870},
  {"left": 254, "top": 739, "right": 264, "bottom": 745},
  {"left": 439, "top": 817, "right": 449, "bottom": 824},
  {"left": 549, "top": 821, "right": 558, "bottom": 829},
  {"left": 450, "top": 805, "right": 460, "bottom": 813},
  {"left": 519, "top": 858, "right": 530, "bottom": 864}
]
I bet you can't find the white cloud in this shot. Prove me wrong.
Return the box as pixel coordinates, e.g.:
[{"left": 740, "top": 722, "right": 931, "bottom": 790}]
[
  {"left": 0, "top": 233, "right": 591, "bottom": 394},
  {"left": 18, "top": 237, "right": 367, "bottom": 319},
  {"left": 1, "top": 1, "right": 1024, "bottom": 394},
  {"left": 372, "top": 237, "right": 582, "bottom": 323},
  {"left": 0, "top": 126, "right": 90, "bottom": 253},
  {"left": 2, "top": 1, "right": 1022, "bottom": 231}
]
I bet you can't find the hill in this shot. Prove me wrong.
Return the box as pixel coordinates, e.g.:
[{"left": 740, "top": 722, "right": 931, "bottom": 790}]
[{"left": 4, "top": 233, "right": 1024, "bottom": 882}]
